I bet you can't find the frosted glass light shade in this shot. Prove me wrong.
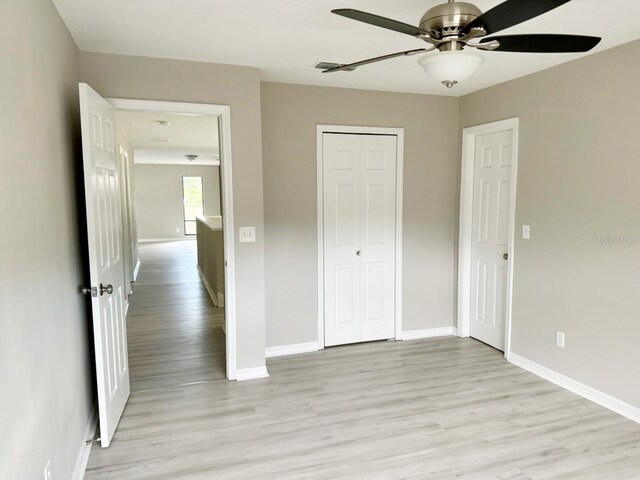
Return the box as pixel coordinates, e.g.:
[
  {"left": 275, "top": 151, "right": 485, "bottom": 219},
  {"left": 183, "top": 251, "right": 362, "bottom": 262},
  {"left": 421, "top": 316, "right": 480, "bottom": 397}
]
[{"left": 417, "top": 51, "right": 483, "bottom": 84}]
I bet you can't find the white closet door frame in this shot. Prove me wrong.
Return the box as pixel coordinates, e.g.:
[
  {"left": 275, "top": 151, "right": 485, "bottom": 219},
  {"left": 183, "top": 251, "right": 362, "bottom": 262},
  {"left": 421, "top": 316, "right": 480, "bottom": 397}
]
[
  {"left": 458, "top": 118, "right": 519, "bottom": 359},
  {"left": 317, "top": 125, "right": 404, "bottom": 349}
]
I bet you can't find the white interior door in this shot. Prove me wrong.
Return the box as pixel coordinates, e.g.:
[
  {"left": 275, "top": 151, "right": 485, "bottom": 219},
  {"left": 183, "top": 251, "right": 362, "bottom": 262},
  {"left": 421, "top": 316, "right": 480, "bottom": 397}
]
[
  {"left": 469, "top": 129, "right": 514, "bottom": 351},
  {"left": 79, "top": 83, "right": 130, "bottom": 447},
  {"left": 323, "top": 133, "right": 397, "bottom": 347}
]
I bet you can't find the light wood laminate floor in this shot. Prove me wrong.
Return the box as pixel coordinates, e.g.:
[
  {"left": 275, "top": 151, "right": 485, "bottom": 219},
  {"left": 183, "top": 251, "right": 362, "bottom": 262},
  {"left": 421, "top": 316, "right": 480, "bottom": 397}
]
[
  {"left": 124, "top": 240, "right": 225, "bottom": 393},
  {"left": 86, "top": 242, "right": 640, "bottom": 479}
]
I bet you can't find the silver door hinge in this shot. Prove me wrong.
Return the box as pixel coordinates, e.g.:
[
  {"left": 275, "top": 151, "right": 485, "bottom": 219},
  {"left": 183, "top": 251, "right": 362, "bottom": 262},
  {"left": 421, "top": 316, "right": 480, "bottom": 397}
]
[
  {"left": 85, "top": 431, "right": 101, "bottom": 445},
  {"left": 81, "top": 286, "right": 98, "bottom": 297}
]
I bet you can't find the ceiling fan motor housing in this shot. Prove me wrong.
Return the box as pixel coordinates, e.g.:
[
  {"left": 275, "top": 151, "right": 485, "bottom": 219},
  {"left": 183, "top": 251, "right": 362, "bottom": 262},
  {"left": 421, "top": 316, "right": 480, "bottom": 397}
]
[{"left": 419, "top": 2, "right": 482, "bottom": 40}]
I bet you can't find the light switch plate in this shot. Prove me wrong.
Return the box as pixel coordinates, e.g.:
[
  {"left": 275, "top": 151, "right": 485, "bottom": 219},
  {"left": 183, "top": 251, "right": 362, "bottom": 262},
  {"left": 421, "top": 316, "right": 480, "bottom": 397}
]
[
  {"left": 522, "top": 224, "right": 531, "bottom": 240},
  {"left": 556, "top": 331, "right": 565, "bottom": 348},
  {"left": 239, "top": 226, "right": 256, "bottom": 243}
]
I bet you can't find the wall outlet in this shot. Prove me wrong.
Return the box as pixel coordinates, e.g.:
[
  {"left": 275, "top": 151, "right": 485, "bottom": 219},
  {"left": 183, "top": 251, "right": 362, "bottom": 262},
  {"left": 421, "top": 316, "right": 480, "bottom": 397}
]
[
  {"left": 176, "top": 227, "right": 180, "bottom": 233},
  {"left": 239, "top": 226, "right": 256, "bottom": 243},
  {"left": 556, "top": 331, "right": 566, "bottom": 348},
  {"left": 43, "top": 459, "right": 52, "bottom": 480},
  {"left": 522, "top": 224, "right": 531, "bottom": 240}
]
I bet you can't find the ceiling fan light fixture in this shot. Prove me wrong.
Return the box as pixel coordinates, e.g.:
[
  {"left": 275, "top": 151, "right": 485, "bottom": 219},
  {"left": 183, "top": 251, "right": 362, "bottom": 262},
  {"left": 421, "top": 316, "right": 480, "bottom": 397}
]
[{"left": 417, "top": 51, "right": 482, "bottom": 87}]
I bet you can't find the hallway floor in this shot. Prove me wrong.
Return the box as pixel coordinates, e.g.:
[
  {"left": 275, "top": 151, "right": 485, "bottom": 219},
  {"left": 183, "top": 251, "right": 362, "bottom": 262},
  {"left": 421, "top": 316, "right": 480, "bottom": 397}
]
[{"left": 126, "top": 240, "right": 226, "bottom": 393}]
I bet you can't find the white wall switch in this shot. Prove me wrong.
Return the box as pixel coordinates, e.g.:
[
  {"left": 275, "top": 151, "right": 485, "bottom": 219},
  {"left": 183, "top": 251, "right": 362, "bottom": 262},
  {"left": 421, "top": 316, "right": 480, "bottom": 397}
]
[
  {"left": 556, "top": 331, "right": 566, "bottom": 348},
  {"left": 176, "top": 227, "right": 180, "bottom": 233},
  {"left": 522, "top": 224, "right": 531, "bottom": 240},
  {"left": 239, "top": 226, "right": 256, "bottom": 243},
  {"left": 43, "top": 459, "right": 52, "bottom": 480}
]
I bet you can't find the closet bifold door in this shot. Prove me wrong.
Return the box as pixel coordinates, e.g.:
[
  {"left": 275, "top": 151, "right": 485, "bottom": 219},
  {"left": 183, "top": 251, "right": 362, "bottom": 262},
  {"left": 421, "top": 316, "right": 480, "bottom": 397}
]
[
  {"left": 322, "top": 133, "right": 397, "bottom": 347},
  {"left": 359, "top": 134, "right": 397, "bottom": 342}
]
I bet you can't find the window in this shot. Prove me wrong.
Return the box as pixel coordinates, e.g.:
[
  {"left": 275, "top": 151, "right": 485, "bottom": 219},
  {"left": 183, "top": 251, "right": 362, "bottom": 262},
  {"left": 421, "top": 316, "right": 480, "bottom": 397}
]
[{"left": 182, "top": 176, "right": 204, "bottom": 235}]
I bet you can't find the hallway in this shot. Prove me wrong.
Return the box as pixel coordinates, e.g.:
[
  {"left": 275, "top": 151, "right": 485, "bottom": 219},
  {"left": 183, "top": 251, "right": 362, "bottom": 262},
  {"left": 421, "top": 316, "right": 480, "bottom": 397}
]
[{"left": 123, "top": 240, "right": 226, "bottom": 393}]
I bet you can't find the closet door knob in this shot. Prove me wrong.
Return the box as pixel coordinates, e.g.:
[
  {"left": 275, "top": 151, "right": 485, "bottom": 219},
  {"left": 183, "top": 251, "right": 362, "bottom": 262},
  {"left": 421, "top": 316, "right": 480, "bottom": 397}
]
[{"left": 356, "top": 250, "right": 361, "bottom": 256}]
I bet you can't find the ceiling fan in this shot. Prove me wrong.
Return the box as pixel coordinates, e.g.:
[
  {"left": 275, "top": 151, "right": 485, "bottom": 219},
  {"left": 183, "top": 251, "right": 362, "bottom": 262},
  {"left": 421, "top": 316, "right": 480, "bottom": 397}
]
[{"left": 316, "top": 0, "right": 601, "bottom": 88}]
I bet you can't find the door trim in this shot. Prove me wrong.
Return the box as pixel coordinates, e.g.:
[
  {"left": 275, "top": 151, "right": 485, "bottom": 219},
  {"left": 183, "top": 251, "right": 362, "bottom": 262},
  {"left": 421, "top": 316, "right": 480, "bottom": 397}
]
[
  {"left": 316, "top": 125, "right": 404, "bottom": 349},
  {"left": 108, "top": 98, "right": 238, "bottom": 381},
  {"left": 457, "top": 118, "right": 519, "bottom": 359}
]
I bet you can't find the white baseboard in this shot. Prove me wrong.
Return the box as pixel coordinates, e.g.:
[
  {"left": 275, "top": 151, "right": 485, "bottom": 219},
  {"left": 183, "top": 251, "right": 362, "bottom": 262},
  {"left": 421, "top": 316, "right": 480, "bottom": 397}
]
[
  {"left": 266, "top": 341, "right": 319, "bottom": 358},
  {"left": 509, "top": 353, "right": 640, "bottom": 425},
  {"left": 71, "top": 406, "right": 97, "bottom": 480},
  {"left": 138, "top": 237, "right": 195, "bottom": 243},
  {"left": 400, "top": 327, "right": 457, "bottom": 341},
  {"left": 197, "top": 266, "right": 219, "bottom": 307},
  {"left": 132, "top": 258, "right": 141, "bottom": 281},
  {"left": 235, "top": 366, "right": 269, "bottom": 382}
]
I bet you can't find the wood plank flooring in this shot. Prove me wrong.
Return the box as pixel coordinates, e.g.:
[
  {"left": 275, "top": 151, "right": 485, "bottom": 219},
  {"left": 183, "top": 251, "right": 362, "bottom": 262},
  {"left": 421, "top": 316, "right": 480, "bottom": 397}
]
[
  {"left": 124, "top": 240, "right": 225, "bottom": 393},
  {"left": 85, "top": 242, "right": 640, "bottom": 479}
]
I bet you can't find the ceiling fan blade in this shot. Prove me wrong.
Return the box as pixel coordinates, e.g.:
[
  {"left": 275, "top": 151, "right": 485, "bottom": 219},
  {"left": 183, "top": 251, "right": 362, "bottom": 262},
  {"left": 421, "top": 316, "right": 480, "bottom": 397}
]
[
  {"left": 321, "top": 49, "right": 428, "bottom": 73},
  {"left": 332, "top": 9, "right": 427, "bottom": 37},
  {"left": 481, "top": 34, "right": 601, "bottom": 53},
  {"left": 462, "top": 0, "right": 572, "bottom": 35}
]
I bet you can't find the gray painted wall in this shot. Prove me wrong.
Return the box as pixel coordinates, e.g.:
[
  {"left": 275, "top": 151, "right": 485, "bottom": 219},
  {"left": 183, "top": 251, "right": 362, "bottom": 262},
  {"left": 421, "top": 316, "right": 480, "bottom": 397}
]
[
  {"left": 79, "top": 52, "right": 266, "bottom": 371},
  {"left": 460, "top": 40, "right": 640, "bottom": 408},
  {"left": 261, "top": 82, "right": 460, "bottom": 348},
  {"left": 135, "top": 164, "right": 221, "bottom": 240},
  {"left": 0, "top": 1, "right": 94, "bottom": 479}
]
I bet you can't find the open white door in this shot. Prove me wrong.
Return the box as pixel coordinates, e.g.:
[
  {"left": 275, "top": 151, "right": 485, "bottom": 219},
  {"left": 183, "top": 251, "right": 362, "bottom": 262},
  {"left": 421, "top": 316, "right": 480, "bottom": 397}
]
[{"left": 79, "top": 83, "right": 130, "bottom": 447}]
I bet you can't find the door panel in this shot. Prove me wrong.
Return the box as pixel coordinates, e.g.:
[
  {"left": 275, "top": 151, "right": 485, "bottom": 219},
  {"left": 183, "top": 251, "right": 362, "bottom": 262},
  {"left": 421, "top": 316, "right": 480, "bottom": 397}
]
[
  {"left": 79, "top": 83, "right": 130, "bottom": 447},
  {"left": 469, "top": 129, "right": 513, "bottom": 350},
  {"left": 335, "top": 184, "right": 357, "bottom": 245},
  {"left": 323, "top": 133, "right": 396, "bottom": 346},
  {"left": 359, "top": 135, "right": 396, "bottom": 342},
  {"left": 364, "top": 262, "right": 384, "bottom": 321},
  {"left": 335, "top": 264, "right": 358, "bottom": 325},
  {"left": 324, "top": 134, "right": 361, "bottom": 346}
]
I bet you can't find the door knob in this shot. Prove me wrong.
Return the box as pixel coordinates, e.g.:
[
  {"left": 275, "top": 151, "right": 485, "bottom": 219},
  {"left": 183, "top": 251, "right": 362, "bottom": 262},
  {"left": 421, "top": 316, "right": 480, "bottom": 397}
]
[
  {"left": 503, "top": 253, "right": 508, "bottom": 260},
  {"left": 100, "top": 283, "right": 114, "bottom": 295},
  {"left": 356, "top": 250, "right": 361, "bottom": 256}
]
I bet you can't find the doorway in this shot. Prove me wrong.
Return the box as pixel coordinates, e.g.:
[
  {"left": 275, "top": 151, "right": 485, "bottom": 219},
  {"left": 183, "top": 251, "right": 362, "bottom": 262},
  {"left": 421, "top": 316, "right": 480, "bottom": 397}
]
[
  {"left": 316, "top": 125, "right": 404, "bottom": 348},
  {"left": 79, "top": 85, "right": 239, "bottom": 447},
  {"left": 115, "top": 108, "right": 226, "bottom": 387},
  {"left": 109, "top": 98, "right": 237, "bottom": 380},
  {"left": 457, "top": 118, "right": 519, "bottom": 356}
]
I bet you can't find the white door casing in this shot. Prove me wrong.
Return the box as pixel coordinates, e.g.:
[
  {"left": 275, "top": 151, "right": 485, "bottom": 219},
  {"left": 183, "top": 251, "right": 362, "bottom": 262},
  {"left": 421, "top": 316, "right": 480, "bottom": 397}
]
[
  {"left": 108, "top": 98, "right": 237, "bottom": 381},
  {"left": 79, "top": 83, "right": 130, "bottom": 447},
  {"left": 458, "top": 118, "right": 519, "bottom": 356},
  {"left": 322, "top": 133, "right": 397, "bottom": 347}
]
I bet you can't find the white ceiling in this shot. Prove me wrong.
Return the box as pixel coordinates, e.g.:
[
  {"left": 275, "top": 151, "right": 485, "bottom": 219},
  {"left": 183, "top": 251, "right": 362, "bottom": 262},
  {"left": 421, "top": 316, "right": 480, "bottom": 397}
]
[
  {"left": 116, "top": 111, "right": 219, "bottom": 165},
  {"left": 54, "top": 0, "right": 640, "bottom": 96},
  {"left": 133, "top": 148, "right": 219, "bottom": 166}
]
